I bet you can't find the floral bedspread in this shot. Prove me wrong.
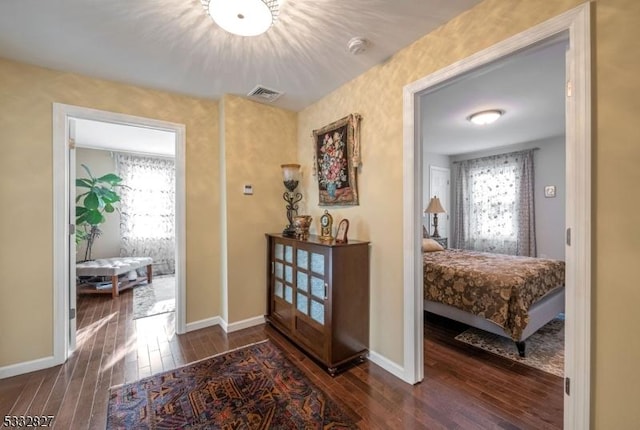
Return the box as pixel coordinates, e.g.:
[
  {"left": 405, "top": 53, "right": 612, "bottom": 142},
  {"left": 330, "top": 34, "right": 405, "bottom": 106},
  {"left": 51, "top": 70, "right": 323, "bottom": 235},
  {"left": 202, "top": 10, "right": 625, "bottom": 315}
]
[{"left": 424, "top": 249, "right": 565, "bottom": 340}]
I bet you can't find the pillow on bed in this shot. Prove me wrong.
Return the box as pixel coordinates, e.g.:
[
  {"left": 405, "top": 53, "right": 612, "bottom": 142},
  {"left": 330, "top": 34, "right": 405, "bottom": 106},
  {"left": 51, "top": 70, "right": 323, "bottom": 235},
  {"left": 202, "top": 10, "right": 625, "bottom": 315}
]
[{"left": 422, "top": 238, "right": 444, "bottom": 252}]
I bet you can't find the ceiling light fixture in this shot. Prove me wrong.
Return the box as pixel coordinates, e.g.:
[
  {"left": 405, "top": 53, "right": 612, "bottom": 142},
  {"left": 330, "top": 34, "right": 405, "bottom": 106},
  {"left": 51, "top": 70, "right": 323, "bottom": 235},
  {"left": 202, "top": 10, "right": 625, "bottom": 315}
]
[
  {"left": 201, "top": 0, "right": 280, "bottom": 37},
  {"left": 467, "top": 109, "right": 504, "bottom": 125}
]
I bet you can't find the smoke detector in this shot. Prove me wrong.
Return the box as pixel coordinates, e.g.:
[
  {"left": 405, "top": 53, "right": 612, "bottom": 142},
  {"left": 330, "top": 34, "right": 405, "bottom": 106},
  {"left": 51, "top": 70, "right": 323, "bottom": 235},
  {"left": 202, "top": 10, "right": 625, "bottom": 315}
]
[
  {"left": 247, "top": 85, "right": 284, "bottom": 103},
  {"left": 347, "top": 37, "right": 369, "bottom": 55}
]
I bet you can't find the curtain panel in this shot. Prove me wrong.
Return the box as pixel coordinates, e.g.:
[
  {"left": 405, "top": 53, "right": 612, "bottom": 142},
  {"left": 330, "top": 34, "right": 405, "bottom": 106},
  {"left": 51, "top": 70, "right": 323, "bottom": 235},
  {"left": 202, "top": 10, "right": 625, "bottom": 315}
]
[
  {"left": 453, "top": 150, "right": 536, "bottom": 256},
  {"left": 116, "top": 153, "right": 175, "bottom": 275}
]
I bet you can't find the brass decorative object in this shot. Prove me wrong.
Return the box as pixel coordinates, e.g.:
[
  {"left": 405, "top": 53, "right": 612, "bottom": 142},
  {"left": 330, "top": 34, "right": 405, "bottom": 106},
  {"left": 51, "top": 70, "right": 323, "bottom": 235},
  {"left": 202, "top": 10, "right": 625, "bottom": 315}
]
[
  {"left": 293, "top": 215, "right": 312, "bottom": 240},
  {"left": 319, "top": 210, "right": 333, "bottom": 241}
]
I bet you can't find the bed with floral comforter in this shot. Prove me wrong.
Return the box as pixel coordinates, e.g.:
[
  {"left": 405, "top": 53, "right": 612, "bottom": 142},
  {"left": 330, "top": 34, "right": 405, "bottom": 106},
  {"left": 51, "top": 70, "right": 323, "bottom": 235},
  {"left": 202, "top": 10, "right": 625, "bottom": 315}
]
[{"left": 424, "top": 249, "right": 565, "bottom": 341}]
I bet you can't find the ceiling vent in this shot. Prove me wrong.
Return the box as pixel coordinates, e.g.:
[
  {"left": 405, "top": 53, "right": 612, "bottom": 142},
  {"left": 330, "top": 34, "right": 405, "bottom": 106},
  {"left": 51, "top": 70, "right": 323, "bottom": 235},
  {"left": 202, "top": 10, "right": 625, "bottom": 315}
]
[{"left": 247, "top": 85, "right": 283, "bottom": 103}]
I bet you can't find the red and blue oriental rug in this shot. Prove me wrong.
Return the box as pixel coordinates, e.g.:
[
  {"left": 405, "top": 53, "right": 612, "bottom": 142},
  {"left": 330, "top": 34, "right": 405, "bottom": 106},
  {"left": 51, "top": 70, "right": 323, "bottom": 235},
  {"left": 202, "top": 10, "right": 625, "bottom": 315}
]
[{"left": 107, "top": 340, "right": 358, "bottom": 429}]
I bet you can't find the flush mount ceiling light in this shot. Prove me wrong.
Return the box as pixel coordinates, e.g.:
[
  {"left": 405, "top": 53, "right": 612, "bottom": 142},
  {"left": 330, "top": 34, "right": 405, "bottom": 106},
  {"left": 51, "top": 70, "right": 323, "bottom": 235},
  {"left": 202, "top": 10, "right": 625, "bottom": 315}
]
[
  {"left": 467, "top": 109, "right": 504, "bottom": 125},
  {"left": 201, "top": 0, "right": 280, "bottom": 37}
]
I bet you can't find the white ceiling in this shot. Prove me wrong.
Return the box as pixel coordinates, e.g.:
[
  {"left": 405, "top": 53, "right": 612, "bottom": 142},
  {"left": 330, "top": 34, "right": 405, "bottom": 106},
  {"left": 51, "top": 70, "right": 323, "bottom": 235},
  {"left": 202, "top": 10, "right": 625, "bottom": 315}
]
[
  {"left": 75, "top": 119, "right": 176, "bottom": 157},
  {"left": 421, "top": 37, "right": 568, "bottom": 155},
  {"left": 0, "top": 0, "right": 481, "bottom": 111}
]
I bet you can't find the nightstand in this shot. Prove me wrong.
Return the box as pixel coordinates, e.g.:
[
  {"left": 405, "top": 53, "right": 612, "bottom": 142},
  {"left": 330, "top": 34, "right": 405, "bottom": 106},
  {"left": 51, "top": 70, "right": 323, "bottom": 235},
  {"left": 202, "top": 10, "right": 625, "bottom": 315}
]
[{"left": 432, "top": 237, "right": 448, "bottom": 249}]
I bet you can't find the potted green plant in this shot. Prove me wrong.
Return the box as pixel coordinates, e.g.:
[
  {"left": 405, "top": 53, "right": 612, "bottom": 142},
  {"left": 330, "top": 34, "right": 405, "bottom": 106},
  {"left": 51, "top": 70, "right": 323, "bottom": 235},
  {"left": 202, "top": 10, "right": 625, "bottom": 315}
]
[{"left": 75, "top": 164, "right": 125, "bottom": 261}]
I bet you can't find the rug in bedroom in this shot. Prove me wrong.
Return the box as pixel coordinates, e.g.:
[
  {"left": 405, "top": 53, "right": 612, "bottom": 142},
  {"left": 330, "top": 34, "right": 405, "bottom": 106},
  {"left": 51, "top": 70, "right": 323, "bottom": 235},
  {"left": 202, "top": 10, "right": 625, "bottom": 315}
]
[
  {"left": 132, "top": 275, "right": 175, "bottom": 320},
  {"left": 107, "top": 340, "right": 358, "bottom": 429},
  {"left": 454, "top": 317, "right": 564, "bottom": 377}
]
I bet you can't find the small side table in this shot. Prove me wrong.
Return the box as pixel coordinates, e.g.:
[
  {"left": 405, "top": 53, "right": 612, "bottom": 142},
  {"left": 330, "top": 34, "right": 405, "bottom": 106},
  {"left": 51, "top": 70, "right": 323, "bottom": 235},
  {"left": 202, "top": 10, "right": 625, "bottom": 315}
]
[{"left": 432, "top": 237, "right": 448, "bottom": 249}]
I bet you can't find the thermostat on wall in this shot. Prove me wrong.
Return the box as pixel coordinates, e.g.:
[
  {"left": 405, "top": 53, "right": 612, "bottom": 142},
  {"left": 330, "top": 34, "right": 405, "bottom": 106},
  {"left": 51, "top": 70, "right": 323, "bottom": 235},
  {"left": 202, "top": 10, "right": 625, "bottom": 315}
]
[
  {"left": 243, "top": 184, "right": 253, "bottom": 195},
  {"left": 544, "top": 185, "right": 556, "bottom": 198}
]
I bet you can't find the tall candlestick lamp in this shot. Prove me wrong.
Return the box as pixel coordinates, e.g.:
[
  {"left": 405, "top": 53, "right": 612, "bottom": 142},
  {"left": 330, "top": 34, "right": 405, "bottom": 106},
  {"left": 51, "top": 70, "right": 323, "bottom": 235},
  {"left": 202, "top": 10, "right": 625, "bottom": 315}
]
[{"left": 281, "top": 164, "right": 302, "bottom": 237}]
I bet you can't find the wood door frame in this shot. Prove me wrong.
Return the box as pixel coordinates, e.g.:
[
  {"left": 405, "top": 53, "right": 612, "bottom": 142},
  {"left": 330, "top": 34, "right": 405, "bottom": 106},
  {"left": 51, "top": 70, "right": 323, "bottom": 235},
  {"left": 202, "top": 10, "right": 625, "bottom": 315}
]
[
  {"left": 52, "top": 103, "right": 187, "bottom": 364},
  {"left": 402, "top": 4, "right": 591, "bottom": 429}
]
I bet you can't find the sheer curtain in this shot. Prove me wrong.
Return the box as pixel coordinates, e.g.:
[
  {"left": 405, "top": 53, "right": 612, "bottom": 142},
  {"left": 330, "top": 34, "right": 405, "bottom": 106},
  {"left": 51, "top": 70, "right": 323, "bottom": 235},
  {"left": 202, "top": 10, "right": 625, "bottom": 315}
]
[
  {"left": 453, "top": 149, "right": 536, "bottom": 256},
  {"left": 116, "top": 153, "right": 175, "bottom": 275}
]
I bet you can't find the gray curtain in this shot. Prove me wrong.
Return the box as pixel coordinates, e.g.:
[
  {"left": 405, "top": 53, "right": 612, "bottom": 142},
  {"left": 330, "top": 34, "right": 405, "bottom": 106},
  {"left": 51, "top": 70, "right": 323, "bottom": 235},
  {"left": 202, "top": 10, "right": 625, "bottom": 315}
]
[{"left": 452, "top": 150, "right": 536, "bottom": 256}]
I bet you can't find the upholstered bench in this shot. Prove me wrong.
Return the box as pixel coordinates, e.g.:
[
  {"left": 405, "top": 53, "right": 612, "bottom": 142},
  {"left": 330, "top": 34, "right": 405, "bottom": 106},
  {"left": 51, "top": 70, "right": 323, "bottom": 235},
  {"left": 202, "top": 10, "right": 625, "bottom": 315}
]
[{"left": 77, "top": 257, "right": 153, "bottom": 298}]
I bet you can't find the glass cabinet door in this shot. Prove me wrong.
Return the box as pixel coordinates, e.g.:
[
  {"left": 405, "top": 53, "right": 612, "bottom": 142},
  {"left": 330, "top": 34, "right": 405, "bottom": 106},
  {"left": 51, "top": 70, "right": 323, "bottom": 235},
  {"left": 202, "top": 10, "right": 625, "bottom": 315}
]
[
  {"left": 272, "top": 242, "right": 294, "bottom": 305},
  {"left": 294, "top": 246, "right": 326, "bottom": 326},
  {"left": 271, "top": 240, "right": 295, "bottom": 328}
]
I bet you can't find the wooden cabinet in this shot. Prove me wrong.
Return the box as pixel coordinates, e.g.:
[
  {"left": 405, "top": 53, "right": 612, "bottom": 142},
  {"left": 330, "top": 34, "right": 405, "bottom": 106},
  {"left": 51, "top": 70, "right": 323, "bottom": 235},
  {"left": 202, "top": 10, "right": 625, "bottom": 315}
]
[{"left": 266, "top": 234, "right": 370, "bottom": 375}]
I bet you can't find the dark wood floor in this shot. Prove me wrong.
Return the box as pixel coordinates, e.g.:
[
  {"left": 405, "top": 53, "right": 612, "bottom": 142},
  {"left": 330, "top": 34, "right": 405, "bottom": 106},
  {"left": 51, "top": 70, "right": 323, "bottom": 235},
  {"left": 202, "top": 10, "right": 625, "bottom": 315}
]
[{"left": 0, "top": 291, "right": 563, "bottom": 429}]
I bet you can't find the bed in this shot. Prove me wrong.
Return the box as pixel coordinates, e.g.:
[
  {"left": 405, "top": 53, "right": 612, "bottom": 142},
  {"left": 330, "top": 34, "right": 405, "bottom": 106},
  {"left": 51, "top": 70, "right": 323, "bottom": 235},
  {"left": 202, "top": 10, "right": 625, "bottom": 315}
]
[{"left": 422, "top": 241, "right": 565, "bottom": 357}]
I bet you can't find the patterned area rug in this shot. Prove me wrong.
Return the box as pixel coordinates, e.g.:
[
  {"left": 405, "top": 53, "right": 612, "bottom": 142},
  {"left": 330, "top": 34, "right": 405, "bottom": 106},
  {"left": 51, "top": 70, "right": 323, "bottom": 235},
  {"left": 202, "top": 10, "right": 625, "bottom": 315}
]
[
  {"left": 132, "top": 275, "right": 175, "bottom": 320},
  {"left": 455, "top": 318, "right": 564, "bottom": 377},
  {"left": 107, "top": 340, "right": 358, "bottom": 429}
]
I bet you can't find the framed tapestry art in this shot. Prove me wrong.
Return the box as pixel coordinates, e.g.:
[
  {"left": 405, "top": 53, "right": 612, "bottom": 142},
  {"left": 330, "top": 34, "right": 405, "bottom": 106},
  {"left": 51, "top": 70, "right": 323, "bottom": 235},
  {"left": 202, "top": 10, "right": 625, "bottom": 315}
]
[{"left": 312, "top": 113, "right": 362, "bottom": 206}]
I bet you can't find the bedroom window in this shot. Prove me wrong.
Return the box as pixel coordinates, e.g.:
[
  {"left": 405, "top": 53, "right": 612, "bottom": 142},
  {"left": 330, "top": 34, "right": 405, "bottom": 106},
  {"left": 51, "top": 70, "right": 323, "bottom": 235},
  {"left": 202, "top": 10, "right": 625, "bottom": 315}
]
[
  {"left": 116, "top": 153, "right": 176, "bottom": 275},
  {"left": 469, "top": 164, "right": 517, "bottom": 241},
  {"left": 453, "top": 150, "right": 536, "bottom": 256}
]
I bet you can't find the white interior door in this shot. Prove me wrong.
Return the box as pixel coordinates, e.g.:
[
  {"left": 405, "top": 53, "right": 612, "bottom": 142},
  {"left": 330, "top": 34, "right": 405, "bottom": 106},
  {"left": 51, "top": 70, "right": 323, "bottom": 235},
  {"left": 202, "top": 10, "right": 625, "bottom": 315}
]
[{"left": 429, "top": 166, "right": 450, "bottom": 238}]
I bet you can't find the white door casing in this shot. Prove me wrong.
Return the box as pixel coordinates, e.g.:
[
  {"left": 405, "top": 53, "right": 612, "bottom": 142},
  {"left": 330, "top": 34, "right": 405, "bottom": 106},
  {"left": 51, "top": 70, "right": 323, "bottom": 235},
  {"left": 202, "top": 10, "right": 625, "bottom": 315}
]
[{"left": 53, "top": 103, "right": 187, "bottom": 365}]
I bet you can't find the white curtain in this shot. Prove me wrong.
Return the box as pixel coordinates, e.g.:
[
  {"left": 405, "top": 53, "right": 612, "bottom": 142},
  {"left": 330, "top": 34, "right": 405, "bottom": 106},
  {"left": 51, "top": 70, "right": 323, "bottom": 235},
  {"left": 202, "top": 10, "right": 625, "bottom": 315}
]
[
  {"left": 116, "top": 153, "right": 175, "bottom": 275},
  {"left": 453, "top": 150, "right": 536, "bottom": 256}
]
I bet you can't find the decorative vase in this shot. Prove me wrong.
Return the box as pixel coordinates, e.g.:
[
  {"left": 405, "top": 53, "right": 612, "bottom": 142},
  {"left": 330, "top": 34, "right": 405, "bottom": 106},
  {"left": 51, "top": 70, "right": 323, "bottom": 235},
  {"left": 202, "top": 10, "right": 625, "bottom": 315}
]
[
  {"left": 293, "top": 215, "right": 313, "bottom": 240},
  {"left": 326, "top": 182, "right": 337, "bottom": 198}
]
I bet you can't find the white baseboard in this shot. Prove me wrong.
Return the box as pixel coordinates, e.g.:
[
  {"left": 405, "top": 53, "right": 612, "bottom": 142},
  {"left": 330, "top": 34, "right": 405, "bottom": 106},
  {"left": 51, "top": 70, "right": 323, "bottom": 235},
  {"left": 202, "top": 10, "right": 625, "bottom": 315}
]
[
  {"left": 224, "top": 315, "right": 265, "bottom": 333},
  {"left": 0, "top": 355, "right": 61, "bottom": 380},
  {"left": 185, "top": 315, "right": 265, "bottom": 334},
  {"left": 368, "top": 350, "right": 406, "bottom": 381},
  {"left": 185, "top": 316, "right": 222, "bottom": 333}
]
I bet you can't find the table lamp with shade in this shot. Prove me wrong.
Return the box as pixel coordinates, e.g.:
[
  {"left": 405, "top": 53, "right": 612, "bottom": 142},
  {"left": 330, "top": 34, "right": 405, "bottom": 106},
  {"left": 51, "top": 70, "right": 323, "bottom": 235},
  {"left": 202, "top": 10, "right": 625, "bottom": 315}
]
[{"left": 425, "top": 196, "right": 446, "bottom": 238}]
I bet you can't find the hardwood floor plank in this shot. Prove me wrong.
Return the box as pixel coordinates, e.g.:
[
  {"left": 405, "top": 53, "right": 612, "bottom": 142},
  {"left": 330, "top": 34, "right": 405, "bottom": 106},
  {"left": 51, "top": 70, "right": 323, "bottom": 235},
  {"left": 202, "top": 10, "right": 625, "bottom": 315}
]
[{"left": 0, "top": 295, "right": 562, "bottom": 429}]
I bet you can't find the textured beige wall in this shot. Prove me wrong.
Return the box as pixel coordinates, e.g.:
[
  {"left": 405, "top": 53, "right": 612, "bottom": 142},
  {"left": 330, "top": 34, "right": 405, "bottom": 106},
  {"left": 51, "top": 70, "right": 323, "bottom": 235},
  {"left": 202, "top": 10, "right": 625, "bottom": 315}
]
[
  {"left": 592, "top": 0, "right": 640, "bottom": 427},
  {"left": 221, "top": 95, "right": 297, "bottom": 323},
  {"left": 0, "top": 59, "right": 221, "bottom": 365},
  {"left": 75, "top": 148, "right": 121, "bottom": 260},
  {"left": 299, "top": 0, "right": 640, "bottom": 426}
]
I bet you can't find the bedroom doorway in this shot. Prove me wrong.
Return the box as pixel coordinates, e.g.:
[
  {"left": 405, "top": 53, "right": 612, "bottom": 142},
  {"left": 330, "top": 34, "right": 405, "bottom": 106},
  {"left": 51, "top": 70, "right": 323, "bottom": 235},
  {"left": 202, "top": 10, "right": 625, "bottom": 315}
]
[
  {"left": 53, "top": 104, "right": 187, "bottom": 361},
  {"left": 402, "top": 4, "right": 591, "bottom": 430},
  {"left": 73, "top": 119, "right": 178, "bottom": 333}
]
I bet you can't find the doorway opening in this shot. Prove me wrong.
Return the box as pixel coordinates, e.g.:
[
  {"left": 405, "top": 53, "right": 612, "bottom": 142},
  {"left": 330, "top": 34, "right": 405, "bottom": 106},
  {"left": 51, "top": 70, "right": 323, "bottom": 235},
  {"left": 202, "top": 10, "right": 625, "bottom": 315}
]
[
  {"left": 53, "top": 104, "right": 187, "bottom": 361},
  {"left": 74, "top": 119, "right": 178, "bottom": 326},
  {"left": 402, "top": 4, "right": 591, "bottom": 430}
]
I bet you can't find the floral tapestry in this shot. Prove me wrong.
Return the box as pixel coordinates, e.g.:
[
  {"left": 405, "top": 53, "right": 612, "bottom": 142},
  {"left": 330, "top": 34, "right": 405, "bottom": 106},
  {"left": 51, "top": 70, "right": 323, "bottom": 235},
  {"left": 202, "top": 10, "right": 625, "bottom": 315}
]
[{"left": 312, "top": 113, "right": 362, "bottom": 206}]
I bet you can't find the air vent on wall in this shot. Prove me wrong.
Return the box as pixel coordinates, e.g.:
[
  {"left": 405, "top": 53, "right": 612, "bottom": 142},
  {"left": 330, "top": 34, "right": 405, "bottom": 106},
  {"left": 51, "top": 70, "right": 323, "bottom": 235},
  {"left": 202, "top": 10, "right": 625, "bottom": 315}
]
[{"left": 247, "top": 85, "right": 283, "bottom": 103}]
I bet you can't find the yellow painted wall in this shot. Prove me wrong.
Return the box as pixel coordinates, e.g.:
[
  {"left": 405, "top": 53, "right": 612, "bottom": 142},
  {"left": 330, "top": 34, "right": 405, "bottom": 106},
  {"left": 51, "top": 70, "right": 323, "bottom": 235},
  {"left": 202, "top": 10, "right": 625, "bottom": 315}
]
[
  {"left": 298, "top": 0, "right": 640, "bottom": 426},
  {"left": 221, "top": 95, "right": 297, "bottom": 323},
  {"left": 0, "top": 59, "right": 221, "bottom": 365}
]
